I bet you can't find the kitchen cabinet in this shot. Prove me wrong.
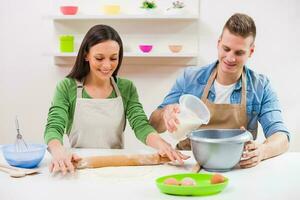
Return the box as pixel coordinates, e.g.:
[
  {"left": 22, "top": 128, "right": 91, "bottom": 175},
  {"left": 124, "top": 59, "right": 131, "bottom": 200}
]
[{"left": 47, "top": 0, "right": 200, "bottom": 66}]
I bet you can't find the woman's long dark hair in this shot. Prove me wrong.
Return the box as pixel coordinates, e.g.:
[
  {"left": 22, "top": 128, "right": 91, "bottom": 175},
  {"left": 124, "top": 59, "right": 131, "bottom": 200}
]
[{"left": 67, "top": 24, "right": 123, "bottom": 82}]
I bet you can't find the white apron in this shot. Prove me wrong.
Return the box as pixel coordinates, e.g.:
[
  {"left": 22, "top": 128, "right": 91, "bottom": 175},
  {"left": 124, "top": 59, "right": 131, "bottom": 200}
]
[{"left": 68, "top": 77, "right": 125, "bottom": 149}]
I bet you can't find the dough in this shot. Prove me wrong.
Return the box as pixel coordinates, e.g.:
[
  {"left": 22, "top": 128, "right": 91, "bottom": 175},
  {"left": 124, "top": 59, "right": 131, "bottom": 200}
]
[{"left": 78, "top": 163, "right": 192, "bottom": 182}]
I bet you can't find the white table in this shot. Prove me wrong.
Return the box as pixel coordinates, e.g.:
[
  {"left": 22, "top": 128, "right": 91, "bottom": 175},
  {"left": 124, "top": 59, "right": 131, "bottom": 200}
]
[{"left": 0, "top": 148, "right": 299, "bottom": 200}]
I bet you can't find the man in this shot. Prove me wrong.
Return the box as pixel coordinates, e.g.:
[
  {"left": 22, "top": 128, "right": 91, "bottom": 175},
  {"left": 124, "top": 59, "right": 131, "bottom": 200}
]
[{"left": 149, "top": 13, "right": 290, "bottom": 168}]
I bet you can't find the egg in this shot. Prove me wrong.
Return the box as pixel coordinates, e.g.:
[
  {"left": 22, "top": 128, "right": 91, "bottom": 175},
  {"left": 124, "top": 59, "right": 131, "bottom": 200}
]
[
  {"left": 180, "top": 177, "right": 197, "bottom": 186},
  {"left": 210, "top": 173, "right": 225, "bottom": 184},
  {"left": 164, "top": 177, "right": 180, "bottom": 185}
]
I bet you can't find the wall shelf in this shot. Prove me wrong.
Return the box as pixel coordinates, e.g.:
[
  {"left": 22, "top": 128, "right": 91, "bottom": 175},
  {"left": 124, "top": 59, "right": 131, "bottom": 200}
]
[
  {"left": 47, "top": 14, "right": 199, "bottom": 21},
  {"left": 51, "top": 52, "right": 198, "bottom": 58},
  {"left": 48, "top": 0, "right": 200, "bottom": 66},
  {"left": 51, "top": 52, "right": 198, "bottom": 66}
]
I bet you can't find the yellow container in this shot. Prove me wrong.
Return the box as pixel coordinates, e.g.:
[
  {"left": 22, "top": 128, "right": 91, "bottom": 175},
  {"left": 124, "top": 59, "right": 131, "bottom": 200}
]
[{"left": 103, "top": 5, "right": 120, "bottom": 15}]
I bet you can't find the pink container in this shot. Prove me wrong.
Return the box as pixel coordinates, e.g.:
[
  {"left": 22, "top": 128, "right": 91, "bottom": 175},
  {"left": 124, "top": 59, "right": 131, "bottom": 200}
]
[
  {"left": 139, "top": 45, "right": 153, "bottom": 53},
  {"left": 60, "top": 6, "right": 78, "bottom": 15}
]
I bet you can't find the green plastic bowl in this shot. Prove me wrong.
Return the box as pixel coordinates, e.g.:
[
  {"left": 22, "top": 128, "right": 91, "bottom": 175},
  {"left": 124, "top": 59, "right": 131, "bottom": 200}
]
[{"left": 156, "top": 173, "right": 228, "bottom": 196}]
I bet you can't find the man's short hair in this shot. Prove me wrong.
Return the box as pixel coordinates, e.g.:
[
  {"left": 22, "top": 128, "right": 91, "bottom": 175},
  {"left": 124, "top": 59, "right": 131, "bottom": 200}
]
[{"left": 222, "top": 13, "right": 256, "bottom": 42}]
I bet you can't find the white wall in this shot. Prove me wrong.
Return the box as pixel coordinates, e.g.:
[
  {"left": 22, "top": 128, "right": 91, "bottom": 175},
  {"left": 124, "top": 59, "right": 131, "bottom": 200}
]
[{"left": 1, "top": 0, "right": 299, "bottom": 151}]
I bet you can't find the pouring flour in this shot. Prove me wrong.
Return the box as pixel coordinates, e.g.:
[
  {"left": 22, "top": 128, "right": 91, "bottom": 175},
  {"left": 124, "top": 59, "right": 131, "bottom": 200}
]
[{"left": 170, "top": 94, "right": 210, "bottom": 140}]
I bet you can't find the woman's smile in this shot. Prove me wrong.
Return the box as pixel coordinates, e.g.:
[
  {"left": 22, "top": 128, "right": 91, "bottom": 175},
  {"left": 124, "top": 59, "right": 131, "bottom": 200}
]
[{"left": 97, "top": 68, "right": 112, "bottom": 75}]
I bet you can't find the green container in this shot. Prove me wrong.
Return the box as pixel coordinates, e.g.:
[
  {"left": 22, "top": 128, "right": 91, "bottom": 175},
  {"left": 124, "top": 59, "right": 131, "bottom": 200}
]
[
  {"left": 59, "top": 35, "right": 74, "bottom": 52},
  {"left": 156, "top": 173, "right": 229, "bottom": 196}
]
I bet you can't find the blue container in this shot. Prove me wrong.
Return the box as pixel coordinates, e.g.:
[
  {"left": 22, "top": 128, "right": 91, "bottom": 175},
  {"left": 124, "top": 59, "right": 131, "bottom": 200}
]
[{"left": 2, "top": 144, "right": 47, "bottom": 168}]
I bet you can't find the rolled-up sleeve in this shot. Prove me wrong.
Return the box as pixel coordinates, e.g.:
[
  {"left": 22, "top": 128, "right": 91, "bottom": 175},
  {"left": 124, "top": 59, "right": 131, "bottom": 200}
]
[{"left": 258, "top": 78, "right": 290, "bottom": 141}]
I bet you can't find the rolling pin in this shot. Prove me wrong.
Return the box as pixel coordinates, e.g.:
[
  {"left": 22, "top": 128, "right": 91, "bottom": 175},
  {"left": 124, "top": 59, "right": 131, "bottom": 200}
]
[{"left": 76, "top": 153, "right": 171, "bottom": 169}]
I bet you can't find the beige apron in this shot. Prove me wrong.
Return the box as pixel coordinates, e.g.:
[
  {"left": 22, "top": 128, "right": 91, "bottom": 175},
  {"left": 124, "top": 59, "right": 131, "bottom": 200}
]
[
  {"left": 176, "top": 67, "right": 254, "bottom": 150},
  {"left": 68, "top": 77, "right": 125, "bottom": 148}
]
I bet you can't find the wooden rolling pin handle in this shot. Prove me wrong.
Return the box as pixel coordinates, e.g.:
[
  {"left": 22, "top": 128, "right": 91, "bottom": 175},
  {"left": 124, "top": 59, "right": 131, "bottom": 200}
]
[{"left": 78, "top": 153, "right": 171, "bottom": 169}]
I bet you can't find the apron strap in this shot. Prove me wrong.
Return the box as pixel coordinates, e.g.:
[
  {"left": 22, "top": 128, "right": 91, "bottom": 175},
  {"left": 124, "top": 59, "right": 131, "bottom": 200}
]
[
  {"left": 110, "top": 77, "right": 126, "bottom": 131},
  {"left": 201, "top": 68, "right": 217, "bottom": 102},
  {"left": 110, "top": 77, "right": 122, "bottom": 97},
  {"left": 240, "top": 71, "right": 247, "bottom": 106},
  {"left": 75, "top": 80, "right": 84, "bottom": 98}
]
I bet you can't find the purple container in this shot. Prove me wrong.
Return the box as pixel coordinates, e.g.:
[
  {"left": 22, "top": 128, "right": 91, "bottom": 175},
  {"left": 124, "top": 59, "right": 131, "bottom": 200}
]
[{"left": 139, "top": 45, "right": 153, "bottom": 53}]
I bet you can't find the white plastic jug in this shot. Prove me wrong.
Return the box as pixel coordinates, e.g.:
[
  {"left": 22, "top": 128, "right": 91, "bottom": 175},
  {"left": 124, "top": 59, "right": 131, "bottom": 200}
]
[{"left": 171, "top": 94, "right": 210, "bottom": 140}]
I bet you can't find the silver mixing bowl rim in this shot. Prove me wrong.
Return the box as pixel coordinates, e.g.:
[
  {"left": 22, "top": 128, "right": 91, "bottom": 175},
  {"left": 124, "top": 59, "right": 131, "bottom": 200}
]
[{"left": 187, "top": 129, "right": 253, "bottom": 144}]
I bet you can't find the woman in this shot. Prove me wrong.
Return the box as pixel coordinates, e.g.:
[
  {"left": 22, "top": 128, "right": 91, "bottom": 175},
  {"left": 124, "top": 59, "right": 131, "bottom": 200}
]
[{"left": 44, "top": 25, "right": 188, "bottom": 175}]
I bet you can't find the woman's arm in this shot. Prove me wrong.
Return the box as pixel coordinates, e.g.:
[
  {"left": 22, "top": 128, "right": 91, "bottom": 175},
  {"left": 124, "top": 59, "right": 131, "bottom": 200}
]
[{"left": 45, "top": 78, "right": 80, "bottom": 174}]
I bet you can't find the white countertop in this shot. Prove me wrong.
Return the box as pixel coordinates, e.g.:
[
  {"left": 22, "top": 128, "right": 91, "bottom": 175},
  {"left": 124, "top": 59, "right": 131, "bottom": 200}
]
[{"left": 0, "top": 149, "right": 299, "bottom": 200}]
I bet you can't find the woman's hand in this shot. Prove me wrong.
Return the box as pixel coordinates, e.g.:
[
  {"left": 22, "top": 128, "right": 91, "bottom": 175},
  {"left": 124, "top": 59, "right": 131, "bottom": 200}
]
[
  {"left": 48, "top": 139, "right": 81, "bottom": 175},
  {"left": 146, "top": 133, "right": 190, "bottom": 164},
  {"left": 162, "top": 104, "right": 181, "bottom": 133},
  {"left": 239, "top": 140, "right": 265, "bottom": 168}
]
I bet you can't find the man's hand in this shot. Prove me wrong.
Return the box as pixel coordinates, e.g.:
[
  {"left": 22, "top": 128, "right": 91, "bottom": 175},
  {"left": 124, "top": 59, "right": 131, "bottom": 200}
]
[
  {"left": 239, "top": 140, "right": 265, "bottom": 168},
  {"left": 162, "top": 104, "right": 181, "bottom": 133}
]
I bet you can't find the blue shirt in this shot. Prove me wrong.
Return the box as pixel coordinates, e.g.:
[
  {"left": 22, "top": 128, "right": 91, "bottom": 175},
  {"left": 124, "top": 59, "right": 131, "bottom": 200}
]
[{"left": 158, "top": 61, "right": 290, "bottom": 140}]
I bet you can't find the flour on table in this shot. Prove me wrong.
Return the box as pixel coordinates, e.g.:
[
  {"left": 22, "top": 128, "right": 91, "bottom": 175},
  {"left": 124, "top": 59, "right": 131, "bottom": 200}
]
[{"left": 78, "top": 163, "right": 193, "bottom": 182}]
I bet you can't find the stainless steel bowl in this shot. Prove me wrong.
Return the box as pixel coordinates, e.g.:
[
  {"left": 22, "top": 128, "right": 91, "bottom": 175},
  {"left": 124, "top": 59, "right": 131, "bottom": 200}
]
[{"left": 187, "top": 129, "right": 253, "bottom": 172}]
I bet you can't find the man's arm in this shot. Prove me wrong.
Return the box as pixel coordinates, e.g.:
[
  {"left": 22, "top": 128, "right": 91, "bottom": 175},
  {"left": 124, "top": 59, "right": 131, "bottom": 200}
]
[
  {"left": 240, "top": 75, "right": 290, "bottom": 168},
  {"left": 150, "top": 104, "right": 181, "bottom": 133},
  {"left": 261, "top": 132, "right": 289, "bottom": 160},
  {"left": 149, "top": 108, "right": 166, "bottom": 133},
  {"left": 150, "top": 68, "right": 188, "bottom": 133},
  {"left": 240, "top": 132, "right": 289, "bottom": 168}
]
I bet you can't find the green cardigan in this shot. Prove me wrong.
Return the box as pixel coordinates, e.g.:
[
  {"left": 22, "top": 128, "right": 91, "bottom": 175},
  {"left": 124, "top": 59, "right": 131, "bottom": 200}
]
[{"left": 44, "top": 77, "right": 155, "bottom": 145}]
